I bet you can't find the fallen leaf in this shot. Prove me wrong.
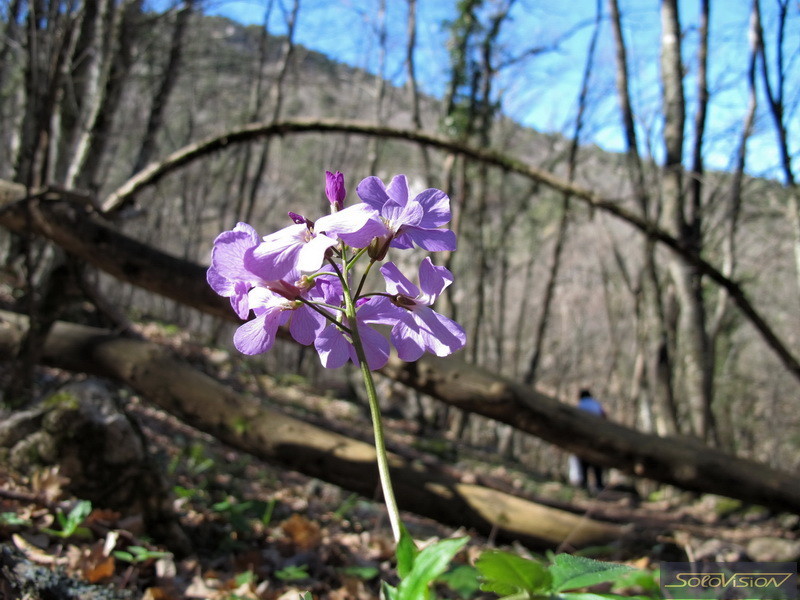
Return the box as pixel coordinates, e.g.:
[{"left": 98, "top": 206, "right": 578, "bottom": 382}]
[
  {"left": 67, "top": 540, "right": 116, "bottom": 583},
  {"left": 280, "top": 513, "right": 322, "bottom": 550},
  {"left": 30, "top": 466, "right": 69, "bottom": 503},
  {"left": 85, "top": 555, "right": 115, "bottom": 583}
]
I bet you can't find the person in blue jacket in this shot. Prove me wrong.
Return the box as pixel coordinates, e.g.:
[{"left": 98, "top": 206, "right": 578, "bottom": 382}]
[{"left": 575, "top": 389, "right": 606, "bottom": 493}]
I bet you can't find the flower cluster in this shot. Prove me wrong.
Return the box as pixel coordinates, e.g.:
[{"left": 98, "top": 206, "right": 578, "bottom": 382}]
[{"left": 207, "top": 172, "right": 466, "bottom": 370}]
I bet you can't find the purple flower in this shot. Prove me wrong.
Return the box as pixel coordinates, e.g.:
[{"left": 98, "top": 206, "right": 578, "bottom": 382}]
[
  {"left": 247, "top": 215, "right": 339, "bottom": 282},
  {"left": 314, "top": 203, "right": 386, "bottom": 249},
  {"left": 207, "top": 222, "right": 262, "bottom": 319},
  {"left": 355, "top": 174, "right": 456, "bottom": 256},
  {"left": 325, "top": 170, "right": 346, "bottom": 211},
  {"left": 249, "top": 206, "right": 386, "bottom": 281},
  {"left": 233, "top": 279, "right": 328, "bottom": 355},
  {"left": 206, "top": 222, "right": 333, "bottom": 355},
  {"left": 314, "top": 297, "right": 391, "bottom": 371},
  {"left": 376, "top": 258, "right": 466, "bottom": 361}
]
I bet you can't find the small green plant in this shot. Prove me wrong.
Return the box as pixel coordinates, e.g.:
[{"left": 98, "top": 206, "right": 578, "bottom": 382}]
[
  {"left": 382, "top": 527, "right": 470, "bottom": 600},
  {"left": 233, "top": 570, "right": 256, "bottom": 586},
  {"left": 337, "top": 565, "right": 380, "bottom": 581},
  {"left": 332, "top": 493, "right": 359, "bottom": 520},
  {"left": 438, "top": 564, "right": 482, "bottom": 599},
  {"left": 211, "top": 498, "right": 275, "bottom": 533},
  {"left": 173, "top": 485, "right": 203, "bottom": 500},
  {"left": 0, "top": 512, "right": 30, "bottom": 526},
  {"left": 275, "top": 564, "right": 310, "bottom": 581},
  {"left": 113, "top": 545, "right": 172, "bottom": 564},
  {"left": 40, "top": 500, "right": 92, "bottom": 539},
  {"left": 475, "top": 550, "right": 641, "bottom": 600}
]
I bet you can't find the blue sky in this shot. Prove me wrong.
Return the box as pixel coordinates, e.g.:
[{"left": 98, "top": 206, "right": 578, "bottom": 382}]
[{"left": 196, "top": 0, "right": 798, "bottom": 180}]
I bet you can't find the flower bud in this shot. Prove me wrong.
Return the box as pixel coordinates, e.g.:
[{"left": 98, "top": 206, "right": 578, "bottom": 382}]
[
  {"left": 267, "top": 279, "right": 303, "bottom": 300},
  {"left": 325, "top": 170, "right": 346, "bottom": 211},
  {"left": 391, "top": 294, "right": 417, "bottom": 310},
  {"left": 367, "top": 234, "right": 392, "bottom": 261}
]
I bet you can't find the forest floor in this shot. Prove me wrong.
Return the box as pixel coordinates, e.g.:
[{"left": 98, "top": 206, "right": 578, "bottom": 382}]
[{"left": 1, "top": 331, "right": 798, "bottom": 599}]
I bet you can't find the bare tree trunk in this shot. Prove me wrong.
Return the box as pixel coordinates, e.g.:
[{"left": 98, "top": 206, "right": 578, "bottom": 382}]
[
  {"left": 404, "top": 0, "right": 431, "bottom": 179},
  {"left": 708, "top": 2, "right": 759, "bottom": 451},
  {"left": 69, "top": 0, "right": 143, "bottom": 193},
  {"left": 241, "top": 0, "right": 299, "bottom": 225},
  {"left": 660, "top": 0, "right": 715, "bottom": 441},
  {"left": 368, "top": 0, "right": 388, "bottom": 173},
  {"left": 229, "top": 0, "right": 275, "bottom": 227},
  {"left": 753, "top": 0, "right": 800, "bottom": 301},
  {"left": 524, "top": 0, "right": 601, "bottom": 385},
  {"left": 608, "top": 0, "right": 679, "bottom": 434},
  {"left": 131, "top": 0, "right": 193, "bottom": 175},
  {"left": 14, "top": 0, "right": 78, "bottom": 187}
]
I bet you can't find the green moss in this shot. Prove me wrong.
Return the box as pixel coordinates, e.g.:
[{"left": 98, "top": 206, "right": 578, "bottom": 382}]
[{"left": 44, "top": 391, "right": 80, "bottom": 411}]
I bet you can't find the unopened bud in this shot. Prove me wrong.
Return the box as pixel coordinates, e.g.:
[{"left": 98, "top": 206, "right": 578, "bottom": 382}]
[
  {"left": 288, "top": 212, "right": 314, "bottom": 229},
  {"left": 391, "top": 294, "right": 416, "bottom": 310},
  {"left": 325, "top": 170, "right": 346, "bottom": 211},
  {"left": 367, "top": 235, "right": 392, "bottom": 261}
]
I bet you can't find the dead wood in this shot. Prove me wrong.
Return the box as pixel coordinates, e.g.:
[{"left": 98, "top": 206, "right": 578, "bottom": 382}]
[
  {"left": 90, "top": 118, "right": 800, "bottom": 382},
  {"left": 0, "top": 310, "right": 628, "bottom": 551},
  {"left": 1, "top": 194, "right": 800, "bottom": 515}
]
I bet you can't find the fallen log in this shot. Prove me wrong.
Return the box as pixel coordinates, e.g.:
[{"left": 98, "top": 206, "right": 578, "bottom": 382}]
[
  {"left": 0, "top": 310, "right": 625, "bottom": 551},
  {"left": 1, "top": 196, "right": 799, "bottom": 515}
]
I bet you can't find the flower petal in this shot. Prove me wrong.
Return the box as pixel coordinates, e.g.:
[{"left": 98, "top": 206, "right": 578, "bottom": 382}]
[
  {"left": 355, "top": 176, "right": 390, "bottom": 211},
  {"left": 289, "top": 304, "right": 325, "bottom": 345},
  {"left": 405, "top": 227, "right": 457, "bottom": 252},
  {"left": 384, "top": 198, "right": 423, "bottom": 229},
  {"left": 412, "top": 305, "right": 466, "bottom": 357},
  {"left": 209, "top": 222, "right": 260, "bottom": 284},
  {"left": 385, "top": 174, "right": 409, "bottom": 206},
  {"left": 315, "top": 325, "right": 351, "bottom": 369},
  {"left": 380, "top": 262, "right": 420, "bottom": 298},
  {"left": 248, "top": 223, "right": 307, "bottom": 281},
  {"left": 233, "top": 309, "right": 286, "bottom": 355},
  {"left": 357, "top": 323, "right": 390, "bottom": 370},
  {"left": 316, "top": 203, "right": 385, "bottom": 248},
  {"left": 414, "top": 188, "right": 451, "bottom": 228},
  {"left": 417, "top": 257, "right": 453, "bottom": 303},
  {"left": 296, "top": 233, "right": 337, "bottom": 272}
]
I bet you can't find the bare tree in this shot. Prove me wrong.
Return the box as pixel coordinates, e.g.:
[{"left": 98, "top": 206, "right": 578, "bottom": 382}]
[
  {"left": 608, "top": 0, "right": 679, "bottom": 434},
  {"left": 524, "top": 0, "right": 602, "bottom": 385},
  {"left": 659, "top": 0, "right": 716, "bottom": 441},
  {"left": 131, "top": 0, "right": 193, "bottom": 175},
  {"left": 239, "top": 0, "right": 300, "bottom": 225},
  {"left": 753, "top": 0, "right": 800, "bottom": 300},
  {"left": 68, "top": 0, "right": 144, "bottom": 192}
]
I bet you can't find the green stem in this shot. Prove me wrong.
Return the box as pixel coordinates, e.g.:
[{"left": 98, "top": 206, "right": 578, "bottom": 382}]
[{"left": 341, "top": 278, "right": 402, "bottom": 542}]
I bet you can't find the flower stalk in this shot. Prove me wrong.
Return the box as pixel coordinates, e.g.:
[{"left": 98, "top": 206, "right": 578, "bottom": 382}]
[{"left": 207, "top": 171, "right": 465, "bottom": 543}]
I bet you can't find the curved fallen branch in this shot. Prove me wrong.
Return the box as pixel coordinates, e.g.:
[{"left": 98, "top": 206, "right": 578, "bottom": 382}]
[{"left": 98, "top": 121, "right": 800, "bottom": 380}]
